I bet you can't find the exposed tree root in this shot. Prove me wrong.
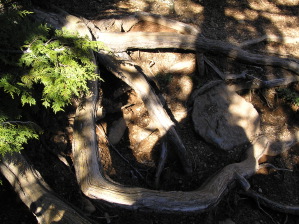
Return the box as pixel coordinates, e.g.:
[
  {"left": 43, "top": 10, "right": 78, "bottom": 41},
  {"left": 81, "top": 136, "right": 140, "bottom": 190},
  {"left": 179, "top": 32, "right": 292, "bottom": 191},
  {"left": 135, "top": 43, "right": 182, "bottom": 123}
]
[
  {"left": 241, "top": 190, "right": 299, "bottom": 215},
  {"left": 91, "top": 32, "right": 299, "bottom": 75},
  {"left": 72, "top": 76, "right": 295, "bottom": 213},
  {"left": 96, "top": 53, "right": 191, "bottom": 173},
  {"left": 20, "top": 7, "right": 299, "bottom": 215},
  {"left": 0, "top": 153, "right": 93, "bottom": 224}
]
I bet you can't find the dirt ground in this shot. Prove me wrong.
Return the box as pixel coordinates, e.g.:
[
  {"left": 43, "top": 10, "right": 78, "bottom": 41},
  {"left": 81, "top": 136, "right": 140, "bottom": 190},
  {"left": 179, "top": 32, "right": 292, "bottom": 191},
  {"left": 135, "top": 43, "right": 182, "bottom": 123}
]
[{"left": 1, "top": 0, "right": 299, "bottom": 223}]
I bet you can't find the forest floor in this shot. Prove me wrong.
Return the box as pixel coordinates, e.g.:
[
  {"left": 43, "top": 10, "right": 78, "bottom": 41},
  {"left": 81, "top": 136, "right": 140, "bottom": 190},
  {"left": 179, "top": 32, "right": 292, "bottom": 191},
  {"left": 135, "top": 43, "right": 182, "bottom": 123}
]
[{"left": 1, "top": 0, "right": 299, "bottom": 224}]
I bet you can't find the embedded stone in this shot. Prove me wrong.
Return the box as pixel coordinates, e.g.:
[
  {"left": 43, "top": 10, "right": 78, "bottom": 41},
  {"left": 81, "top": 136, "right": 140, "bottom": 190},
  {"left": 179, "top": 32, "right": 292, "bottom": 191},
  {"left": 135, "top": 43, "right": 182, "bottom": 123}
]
[{"left": 192, "top": 83, "right": 260, "bottom": 150}]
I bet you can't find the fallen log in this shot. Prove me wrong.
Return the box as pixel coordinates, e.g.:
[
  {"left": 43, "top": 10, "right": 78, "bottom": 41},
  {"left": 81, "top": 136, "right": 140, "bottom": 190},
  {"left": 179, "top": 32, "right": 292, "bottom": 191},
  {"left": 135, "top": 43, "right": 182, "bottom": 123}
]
[
  {"left": 0, "top": 153, "right": 93, "bottom": 224},
  {"left": 91, "top": 31, "right": 299, "bottom": 75}
]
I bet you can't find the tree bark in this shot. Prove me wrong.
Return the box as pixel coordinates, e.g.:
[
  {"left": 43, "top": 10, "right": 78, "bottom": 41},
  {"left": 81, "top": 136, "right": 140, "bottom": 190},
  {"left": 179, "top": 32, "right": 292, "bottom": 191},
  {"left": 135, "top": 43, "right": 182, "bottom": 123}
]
[
  {"left": 96, "top": 53, "right": 191, "bottom": 173},
  {"left": 91, "top": 31, "right": 299, "bottom": 75},
  {"left": 0, "top": 153, "right": 93, "bottom": 224},
  {"left": 29, "top": 7, "right": 299, "bottom": 214},
  {"left": 72, "top": 96, "right": 287, "bottom": 212}
]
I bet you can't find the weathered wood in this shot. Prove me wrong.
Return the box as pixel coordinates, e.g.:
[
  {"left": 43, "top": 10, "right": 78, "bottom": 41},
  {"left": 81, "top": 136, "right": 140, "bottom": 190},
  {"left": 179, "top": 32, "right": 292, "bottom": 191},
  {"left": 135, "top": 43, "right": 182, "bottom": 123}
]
[
  {"left": 91, "top": 32, "right": 299, "bottom": 75},
  {"left": 73, "top": 101, "right": 277, "bottom": 212},
  {"left": 155, "top": 139, "right": 168, "bottom": 189},
  {"left": 196, "top": 52, "right": 205, "bottom": 77},
  {"left": 0, "top": 153, "right": 93, "bottom": 224},
  {"left": 34, "top": 8, "right": 299, "bottom": 214},
  {"left": 96, "top": 53, "right": 191, "bottom": 174}
]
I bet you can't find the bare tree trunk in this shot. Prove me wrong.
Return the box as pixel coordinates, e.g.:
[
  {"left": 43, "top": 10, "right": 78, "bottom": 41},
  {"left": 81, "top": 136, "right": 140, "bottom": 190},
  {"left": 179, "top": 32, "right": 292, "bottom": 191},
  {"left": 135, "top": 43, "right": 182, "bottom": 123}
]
[{"left": 0, "top": 153, "right": 93, "bottom": 224}]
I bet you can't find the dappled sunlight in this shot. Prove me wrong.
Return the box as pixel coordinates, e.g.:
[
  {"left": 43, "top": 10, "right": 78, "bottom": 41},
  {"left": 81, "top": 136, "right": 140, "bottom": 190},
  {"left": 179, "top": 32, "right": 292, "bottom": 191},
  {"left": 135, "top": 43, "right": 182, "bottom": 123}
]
[
  {"left": 2, "top": 1, "right": 299, "bottom": 223},
  {"left": 225, "top": 8, "right": 259, "bottom": 21},
  {"left": 275, "top": 0, "right": 299, "bottom": 5}
]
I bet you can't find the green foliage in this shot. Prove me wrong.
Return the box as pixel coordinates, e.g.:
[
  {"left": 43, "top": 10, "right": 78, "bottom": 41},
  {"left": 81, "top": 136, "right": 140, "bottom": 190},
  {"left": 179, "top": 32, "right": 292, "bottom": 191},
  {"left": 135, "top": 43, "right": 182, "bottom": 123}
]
[
  {"left": 0, "top": 4, "right": 103, "bottom": 156},
  {"left": 17, "top": 28, "right": 100, "bottom": 112},
  {"left": 1, "top": 5, "right": 102, "bottom": 112},
  {"left": 0, "top": 120, "right": 40, "bottom": 156},
  {"left": 277, "top": 88, "right": 299, "bottom": 106}
]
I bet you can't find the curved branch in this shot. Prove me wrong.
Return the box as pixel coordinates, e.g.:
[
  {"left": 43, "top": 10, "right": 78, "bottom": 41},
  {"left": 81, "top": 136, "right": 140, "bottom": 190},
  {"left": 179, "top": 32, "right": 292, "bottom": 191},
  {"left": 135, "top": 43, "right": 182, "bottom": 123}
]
[{"left": 72, "top": 77, "right": 276, "bottom": 212}]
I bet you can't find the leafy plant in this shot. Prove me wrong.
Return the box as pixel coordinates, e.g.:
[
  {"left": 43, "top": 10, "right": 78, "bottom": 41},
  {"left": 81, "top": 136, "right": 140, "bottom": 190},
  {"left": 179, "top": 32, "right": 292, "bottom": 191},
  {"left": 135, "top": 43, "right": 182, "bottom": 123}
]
[
  {"left": 0, "top": 4, "right": 103, "bottom": 156},
  {"left": 0, "top": 121, "right": 40, "bottom": 156}
]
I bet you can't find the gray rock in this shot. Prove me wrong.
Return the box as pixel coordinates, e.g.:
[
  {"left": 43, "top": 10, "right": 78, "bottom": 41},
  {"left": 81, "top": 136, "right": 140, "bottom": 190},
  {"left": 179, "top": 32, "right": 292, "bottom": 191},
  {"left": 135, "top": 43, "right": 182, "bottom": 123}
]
[{"left": 192, "top": 83, "right": 260, "bottom": 150}]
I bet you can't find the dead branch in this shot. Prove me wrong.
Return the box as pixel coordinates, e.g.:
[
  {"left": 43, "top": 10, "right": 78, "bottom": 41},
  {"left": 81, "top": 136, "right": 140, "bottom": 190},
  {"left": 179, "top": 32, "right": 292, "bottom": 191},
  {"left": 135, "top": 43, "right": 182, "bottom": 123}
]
[
  {"left": 196, "top": 52, "right": 205, "bottom": 76},
  {"left": 91, "top": 31, "right": 299, "bottom": 75},
  {"left": 203, "top": 56, "right": 226, "bottom": 79},
  {"left": 96, "top": 124, "right": 145, "bottom": 181},
  {"left": 96, "top": 53, "right": 191, "bottom": 174},
  {"left": 203, "top": 56, "right": 248, "bottom": 80},
  {"left": 0, "top": 153, "right": 93, "bottom": 224}
]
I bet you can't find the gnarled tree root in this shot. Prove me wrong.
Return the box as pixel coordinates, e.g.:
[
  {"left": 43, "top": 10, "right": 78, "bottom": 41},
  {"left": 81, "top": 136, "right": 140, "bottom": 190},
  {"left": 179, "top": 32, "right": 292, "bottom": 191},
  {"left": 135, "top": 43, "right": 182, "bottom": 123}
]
[
  {"left": 72, "top": 78, "right": 296, "bottom": 213},
  {"left": 0, "top": 153, "right": 93, "bottom": 224},
  {"left": 33, "top": 7, "right": 299, "bottom": 214},
  {"left": 97, "top": 53, "right": 191, "bottom": 173}
]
